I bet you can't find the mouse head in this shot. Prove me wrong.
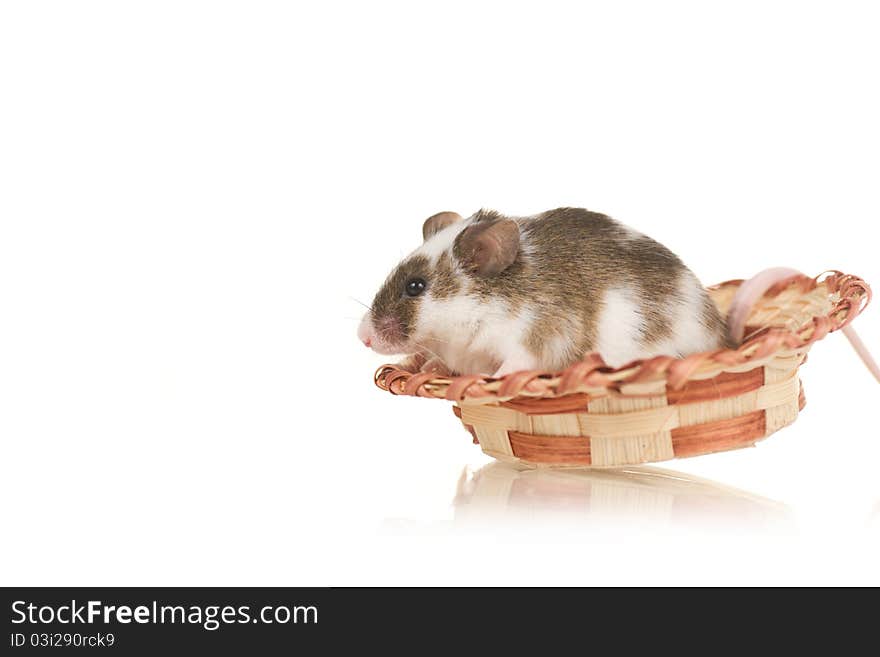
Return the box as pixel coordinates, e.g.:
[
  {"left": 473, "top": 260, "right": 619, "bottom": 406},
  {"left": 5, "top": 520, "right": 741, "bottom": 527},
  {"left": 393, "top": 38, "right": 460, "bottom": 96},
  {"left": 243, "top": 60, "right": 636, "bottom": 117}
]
[{"left": 357, "top": 210, "right": 521, "bottom": 355}]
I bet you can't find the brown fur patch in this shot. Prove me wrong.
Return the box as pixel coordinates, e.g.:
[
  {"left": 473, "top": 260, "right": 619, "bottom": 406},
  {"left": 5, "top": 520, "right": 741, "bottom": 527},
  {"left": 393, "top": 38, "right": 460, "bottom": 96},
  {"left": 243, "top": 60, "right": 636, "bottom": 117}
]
[
  {"left": 370, "top": 254, "right": 431, "bottom": 340},
  {"left": 430, "top": 253, "right": 460, "bottom": 299},
  {"left": 453, "top": 207, "right": 722, "bottom": 362},
  {"left": 627, "top": 236, "right": 684, "bottom": 345},
  {"left": 517, "top": 208, "right": 633, "bottom": 359}
]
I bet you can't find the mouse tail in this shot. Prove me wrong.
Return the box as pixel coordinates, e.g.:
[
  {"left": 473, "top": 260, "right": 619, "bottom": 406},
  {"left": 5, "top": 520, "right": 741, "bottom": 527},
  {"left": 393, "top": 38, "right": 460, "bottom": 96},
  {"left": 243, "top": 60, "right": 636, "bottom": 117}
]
[
  {"left": 726, "top": 267, "right": 803, "bottom": 344},
  {"left": 725, "top": 267, "right": 880, "bottom": 384}
]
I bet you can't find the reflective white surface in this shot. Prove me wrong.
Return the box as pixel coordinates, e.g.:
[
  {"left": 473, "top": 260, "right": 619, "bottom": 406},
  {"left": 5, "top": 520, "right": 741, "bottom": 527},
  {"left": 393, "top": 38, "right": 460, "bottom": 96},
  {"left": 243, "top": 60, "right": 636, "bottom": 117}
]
[{"left": 449, "top": 463, "right": 793, "bottom": 533}]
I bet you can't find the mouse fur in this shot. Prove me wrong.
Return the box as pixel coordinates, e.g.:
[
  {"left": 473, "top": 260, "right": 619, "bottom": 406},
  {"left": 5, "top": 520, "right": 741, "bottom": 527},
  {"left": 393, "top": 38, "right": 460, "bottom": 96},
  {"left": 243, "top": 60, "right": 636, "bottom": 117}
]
[{"left": 358, "top": 207, "right": 730, "bottom": 377}]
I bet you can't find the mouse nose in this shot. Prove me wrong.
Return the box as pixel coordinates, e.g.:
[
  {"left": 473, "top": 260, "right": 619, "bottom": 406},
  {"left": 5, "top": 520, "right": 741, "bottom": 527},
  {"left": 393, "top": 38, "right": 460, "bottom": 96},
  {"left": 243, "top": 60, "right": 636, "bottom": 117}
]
[{"left": 357, "top": 313, "right": 375, "bottom": 349}]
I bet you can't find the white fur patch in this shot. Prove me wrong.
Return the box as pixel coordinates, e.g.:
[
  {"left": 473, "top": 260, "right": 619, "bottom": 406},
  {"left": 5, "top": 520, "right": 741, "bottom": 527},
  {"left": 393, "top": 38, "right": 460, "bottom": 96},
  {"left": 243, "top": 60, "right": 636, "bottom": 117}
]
[
  {"left": 413, "top": 220, "right": 469, "bottom": 263},
  {"left": 595, "top": 287, "right": 647, "bottom": 367},
  {"left": 541, "top": 332, "right": 577, "bottom": 372},
  {"left": 413, "top": 291, "right": 536, "bottom": 375}
]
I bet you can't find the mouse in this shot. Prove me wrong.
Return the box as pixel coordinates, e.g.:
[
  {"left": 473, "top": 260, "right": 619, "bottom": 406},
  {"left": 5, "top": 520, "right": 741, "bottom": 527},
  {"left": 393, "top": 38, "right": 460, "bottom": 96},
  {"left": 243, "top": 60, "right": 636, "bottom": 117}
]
[{"left": 357, "top": 207, "right": 731, "bottom": 377}]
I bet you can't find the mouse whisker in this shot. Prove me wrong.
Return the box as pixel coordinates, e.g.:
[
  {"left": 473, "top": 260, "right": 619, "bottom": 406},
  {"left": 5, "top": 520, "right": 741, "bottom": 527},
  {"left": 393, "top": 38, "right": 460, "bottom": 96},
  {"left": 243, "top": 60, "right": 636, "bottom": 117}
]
[
  {"left": 417, "top": 335, "right": 450, "bottom": 345},
  {"left": 349, "top": 296, "right": 372, "bottom": 312},
  {"left": 411, "top": 340, "right": 446, "bottom": 365}
]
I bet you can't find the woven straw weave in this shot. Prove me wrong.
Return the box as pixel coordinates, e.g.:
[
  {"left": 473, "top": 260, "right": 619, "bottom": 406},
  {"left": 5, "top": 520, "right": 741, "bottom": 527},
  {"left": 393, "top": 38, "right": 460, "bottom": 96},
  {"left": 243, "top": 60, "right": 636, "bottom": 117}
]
[{"left": 374, "top": 271, "right": 871, "bottom": 467}]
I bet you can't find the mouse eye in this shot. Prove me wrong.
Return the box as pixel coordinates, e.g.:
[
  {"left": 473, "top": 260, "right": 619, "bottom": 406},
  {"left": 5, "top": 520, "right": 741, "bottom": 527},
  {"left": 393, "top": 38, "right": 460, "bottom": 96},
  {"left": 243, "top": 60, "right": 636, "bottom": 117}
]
[{"left": 404, "top": 278, "right": 427, "bottom": 297}]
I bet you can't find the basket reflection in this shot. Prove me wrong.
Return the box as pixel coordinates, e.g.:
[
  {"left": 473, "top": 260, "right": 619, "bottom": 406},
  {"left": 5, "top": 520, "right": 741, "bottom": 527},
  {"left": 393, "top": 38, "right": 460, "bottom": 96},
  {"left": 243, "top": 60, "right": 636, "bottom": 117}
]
[{"left": 452, "top": 462, "right": 792, "bottom": 531}]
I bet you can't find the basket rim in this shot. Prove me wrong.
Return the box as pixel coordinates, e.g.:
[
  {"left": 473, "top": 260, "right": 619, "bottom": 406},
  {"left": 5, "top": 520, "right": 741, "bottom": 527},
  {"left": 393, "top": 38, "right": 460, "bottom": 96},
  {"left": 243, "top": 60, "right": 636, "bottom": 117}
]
[{"left": 374, "top": 271, "right": 871, "bottom": 403}]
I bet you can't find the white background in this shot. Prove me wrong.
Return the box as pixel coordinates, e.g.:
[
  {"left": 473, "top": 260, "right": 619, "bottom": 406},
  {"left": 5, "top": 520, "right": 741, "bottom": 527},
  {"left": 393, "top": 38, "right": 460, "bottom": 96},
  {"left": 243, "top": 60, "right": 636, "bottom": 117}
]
[{"left": 2, "top": 1, "right": 879, "bottom": 586}]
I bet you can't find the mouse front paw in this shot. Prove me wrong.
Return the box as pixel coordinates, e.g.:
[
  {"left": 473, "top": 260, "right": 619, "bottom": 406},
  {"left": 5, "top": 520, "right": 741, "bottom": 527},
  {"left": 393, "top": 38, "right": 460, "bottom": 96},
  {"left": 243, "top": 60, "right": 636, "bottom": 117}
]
[
  {"left": 394, "top": 353, "right": 427, "bottom": 373},
  {"left": 492, "top": 355, "right": 539, "bottom": 378},
  {"left": 419, "top": 357, "right": 451, "bottom": 376}
]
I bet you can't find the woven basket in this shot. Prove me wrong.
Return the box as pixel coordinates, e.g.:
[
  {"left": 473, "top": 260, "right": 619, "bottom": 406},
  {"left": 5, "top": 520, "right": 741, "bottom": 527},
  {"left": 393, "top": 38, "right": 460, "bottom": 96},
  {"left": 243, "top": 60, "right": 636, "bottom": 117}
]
[{"left": 375, "top": 271, "right": 873, "bottom": 468}]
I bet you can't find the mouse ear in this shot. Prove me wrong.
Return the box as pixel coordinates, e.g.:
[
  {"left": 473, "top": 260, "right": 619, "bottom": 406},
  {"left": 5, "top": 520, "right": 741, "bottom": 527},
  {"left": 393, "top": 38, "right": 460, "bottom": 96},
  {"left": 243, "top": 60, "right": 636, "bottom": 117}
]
[
  {"left": 422, "top": 211, "right": 462, "bottom": 241},
  {"left": 454, "top": 219, "right": 520, "bottom": 277}
]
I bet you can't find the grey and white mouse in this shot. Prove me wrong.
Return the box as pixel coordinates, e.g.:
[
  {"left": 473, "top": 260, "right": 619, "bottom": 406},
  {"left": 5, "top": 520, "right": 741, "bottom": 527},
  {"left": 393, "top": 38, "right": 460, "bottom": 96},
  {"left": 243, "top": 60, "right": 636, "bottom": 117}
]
[{"left": 357, "top": 207, "right": 730, "bottom": 377}]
